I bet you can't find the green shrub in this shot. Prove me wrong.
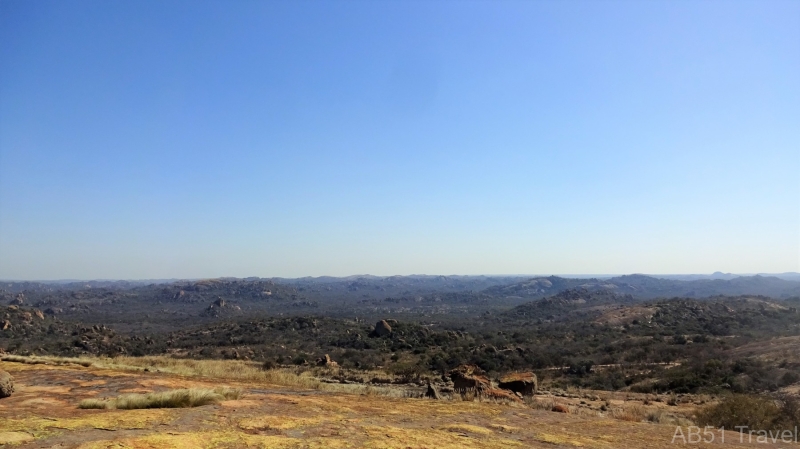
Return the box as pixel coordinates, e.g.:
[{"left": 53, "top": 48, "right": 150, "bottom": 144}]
[
  {"left": 696, "top": 395, "right": 780, "bottom": 431},
  {"left": 773, "top": 394, "right": 800, "bottom": 430}
]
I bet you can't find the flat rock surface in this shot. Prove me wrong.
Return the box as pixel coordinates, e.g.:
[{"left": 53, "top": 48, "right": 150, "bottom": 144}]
[{"left": 0, "top": 361, "right": 787, "bottom": 448}]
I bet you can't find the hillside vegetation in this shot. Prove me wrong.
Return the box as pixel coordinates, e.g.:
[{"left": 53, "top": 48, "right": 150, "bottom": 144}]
[{"left": 3, "top": 274, "right": 800, "bottom": 396}]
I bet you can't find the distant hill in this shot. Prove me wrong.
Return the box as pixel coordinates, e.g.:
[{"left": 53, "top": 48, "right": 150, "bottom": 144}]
[
  {"left": 651, "top": 272, "right": 800, "bottom": 282},
  {"left": 502, "top": 288, "right": 636, "bottom": 322},
  {"left": 480, "top": 276, "right": 614, "bottom": 298},
  {"left": 273, "top": 274, "right": 524, "bottom": 299},
  {"left": 2, "top": 274, "right": 799, "bottom": 337},
  {"left": 482, "top": 274, "right": 800, "bottom": 300},
  {"left": 608, "top": 274, "right": 800, "bottom": 298},
  {"left": 765, "top": 272, "right": 800, "bottom": 282}
]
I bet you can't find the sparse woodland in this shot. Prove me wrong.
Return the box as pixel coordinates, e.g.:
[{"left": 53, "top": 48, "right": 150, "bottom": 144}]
[{"left": 2, "top": 275, "right": 800, "bottom": 397}]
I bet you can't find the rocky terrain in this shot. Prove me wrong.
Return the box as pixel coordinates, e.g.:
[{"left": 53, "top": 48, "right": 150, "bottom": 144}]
[
  {"left": 2, "top": 275, "right": 800, "bottom": 397},
  {"left": 4, "top": 274, "right": 799, "bottom": 330},
  {"left": 0, "top": 356, "right": 789, "bottom": 449},
  {"left": 1, "top": 274, "right": 800, "bottom": 447}
]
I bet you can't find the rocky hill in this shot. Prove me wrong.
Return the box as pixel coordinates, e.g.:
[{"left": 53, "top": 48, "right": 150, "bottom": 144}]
[
  {"left": 607, "top": 274, "right": 800, "bottom": 298},
  {"left": 484, "top": 274, "right": 800, "bottom": 300},
  {"left": 0, "top": 305, "right": 127, "bottom": 356},
  {"left": 502, "top": 288, "right": 636, "bottom": 322}
]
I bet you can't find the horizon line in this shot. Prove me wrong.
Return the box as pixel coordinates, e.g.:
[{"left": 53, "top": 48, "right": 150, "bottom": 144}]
[{"left": 2, "top": 271, "right": 800, "bottom": 283}]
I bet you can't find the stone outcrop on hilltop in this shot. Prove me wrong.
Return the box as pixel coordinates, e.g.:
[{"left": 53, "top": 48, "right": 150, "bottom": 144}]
[
  {"left": 2, "top": 305, "right": 46, "bottom": 333},
  {"left": 9, "top": 294, "right": 24, "bottom": 306},
  {"left": 0, "top": 305, "right": 125, "bottom": 356},
  {"left": 202, "top": 298, "right": 242, "bottom": 318},
  {"left": 159, "top": 279, "right": 289, "bottom": 304},
  {"left": 371, "top": 320, "right": 392, "bottom": 337}
]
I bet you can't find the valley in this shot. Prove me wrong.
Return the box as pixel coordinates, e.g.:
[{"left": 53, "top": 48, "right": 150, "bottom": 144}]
[{"left": 2, "top": 274, "right": 800, "bottom": 447}]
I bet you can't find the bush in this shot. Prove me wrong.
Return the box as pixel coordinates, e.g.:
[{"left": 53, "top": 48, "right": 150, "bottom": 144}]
[
  {"left": 773, "top": 394, "right": 800, "bottom": 430},
  {"left": 781, "top": 372, "right": 799, "bottom": 386},
  {"left": 696, "top": 394, "right": 785, "bottom": 431},
  {"left": 262, "top": 360, "right": 277, "bottom": 370},
  {"left": 386, "top": 361, "right": 426, "bottom": 379},
  {"left": 567, "top": 361, "right": 594, "bottom": 376}
]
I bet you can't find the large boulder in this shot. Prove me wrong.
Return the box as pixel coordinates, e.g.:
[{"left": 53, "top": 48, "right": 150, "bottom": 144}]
[
  {"left": 483, "top": 387, "right": 522, "bottom": 403},
  {"left": 449, "top": 364, "right": 485, "bottom": 378},
  {"left": 448, "top": 364, "right": 491, "bottom": 393},
  {"left": 203, "top": 298, "right": 241, "bottom": 317},
  {"left": 0, "top": 370, "right": 13, "bottom": 398},
  {"left": 372, "top": 320, "right": 392, "bottom": 337},
  {"left": 498, "top": 372, "right": 538, "bottom": 397}
]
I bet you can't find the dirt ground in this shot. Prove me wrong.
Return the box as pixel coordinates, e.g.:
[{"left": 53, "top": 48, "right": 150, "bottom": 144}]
[{"left": 0, "top": 361, "right": 794, "bottom": 448}]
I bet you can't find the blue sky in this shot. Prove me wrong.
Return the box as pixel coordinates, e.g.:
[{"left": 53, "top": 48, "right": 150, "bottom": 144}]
[{"left": 1, "top": 0, "right": 798, "bottom": 279}]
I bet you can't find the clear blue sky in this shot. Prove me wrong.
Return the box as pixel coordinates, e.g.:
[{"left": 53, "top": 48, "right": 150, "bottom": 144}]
[{"left": 1, "top": 0, "right": 798, "bottom": 279}]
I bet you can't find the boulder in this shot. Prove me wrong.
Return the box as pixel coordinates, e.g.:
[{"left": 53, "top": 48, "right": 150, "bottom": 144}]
[
  {"left": 0, "top": 370, "right": 13, "bottom": 398},
  {"left": 483, "top": 387, "right": 522, "bottom": 403},
  {"left": 425, "top": 381, "right": 441, "bottom": 400},
  {"left": 449, "top": 364, "right": 491, "bottom": 393},
  {"left": 203, "top": 298, "right": 240, "bottom": 317},
  {"left": 449, "top": 364, "right": 486, "bottom": 377},
  {"left": 316, "top": 354, "right": 339, "bottom": 368},
  {"left": 498, "top": 372, "right": 538, "bottom": 397},
  {"left": 373, "top": 320, "right": 392, "bottom": 337}
]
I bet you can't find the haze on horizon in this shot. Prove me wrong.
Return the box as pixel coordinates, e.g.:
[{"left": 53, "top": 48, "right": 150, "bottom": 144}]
[{"left": 1, "top": 0, "right": 799, "bottom": 280}]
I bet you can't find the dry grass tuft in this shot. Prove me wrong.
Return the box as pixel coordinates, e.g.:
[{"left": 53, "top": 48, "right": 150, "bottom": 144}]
[
  {"left": 611, "top": 404, "right": 647, "bottom": 422},
  {"left": 77, "top": 398, "right": 109, "bottom": 410},
  {"left": 646, "top": 408, "right": 667, "bottom": 423},
  {"left": 526, "top": 397, "right": 555, "bottom": 411},
  {"left": 1, "top": 354, "right": 93, "bottom": 367},
  {"left": 78, "top": 387, "right": 241, "bottom": 410}
]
